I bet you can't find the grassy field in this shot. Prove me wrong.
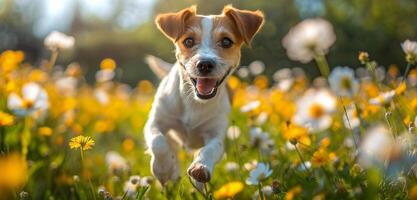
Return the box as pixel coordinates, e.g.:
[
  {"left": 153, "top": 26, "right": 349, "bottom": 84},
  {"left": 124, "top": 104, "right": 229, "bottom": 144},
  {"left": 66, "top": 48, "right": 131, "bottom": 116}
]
[{"left": 1, "top": 20, "right": 417, "bottom": 200}]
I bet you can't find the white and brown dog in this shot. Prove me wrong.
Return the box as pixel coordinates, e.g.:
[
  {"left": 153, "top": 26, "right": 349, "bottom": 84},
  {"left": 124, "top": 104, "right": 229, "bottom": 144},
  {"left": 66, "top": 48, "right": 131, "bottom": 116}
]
[{"left": 144, "top": 5, "right": 264, "bottom": 186}]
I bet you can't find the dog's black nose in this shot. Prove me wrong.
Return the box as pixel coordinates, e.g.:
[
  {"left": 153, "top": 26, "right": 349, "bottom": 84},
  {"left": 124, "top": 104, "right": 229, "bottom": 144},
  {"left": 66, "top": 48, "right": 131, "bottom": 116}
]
[{"left": 197, "top": 60, "right": 215, "bottom": 74}]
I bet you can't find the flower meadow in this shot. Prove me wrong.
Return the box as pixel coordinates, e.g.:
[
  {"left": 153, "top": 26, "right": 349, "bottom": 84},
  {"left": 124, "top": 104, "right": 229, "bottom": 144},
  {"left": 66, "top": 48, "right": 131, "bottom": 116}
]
[{"left": 1, "top": 18, "right": 417, "bottom": 200}]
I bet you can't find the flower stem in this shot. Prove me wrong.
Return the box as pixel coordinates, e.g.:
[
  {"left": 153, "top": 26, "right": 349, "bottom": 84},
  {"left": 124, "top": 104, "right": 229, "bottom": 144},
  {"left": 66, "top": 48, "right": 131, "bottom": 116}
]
[
  {"left": 0, "top": 127, "right": 5, "bottom": 152},
  {"left": 339, "top": 97, "right": 358, "bottom": 150},
  {"left": 314, "top": 54, "right": 330, "bottom": 78},
  {"left": 21, "top": 116, "right": 31, "bottom": 158},
  {"left": 401, "top": 62, "right": 412, "bottom": 82},
  {"left": 80, "top": 148, "right": 84, "bottom": 161},
  {"left": 384, "top": 108, "right": 396, "bottom": 139},
  {"left": 294, "top": 145, "right": 312, "bottom": 174},
  {"left": 258, "top": 182, "right": 265, "bottom": 200},
  {"left": 47, "top": 49, "right": 59, "bottom": 72}
]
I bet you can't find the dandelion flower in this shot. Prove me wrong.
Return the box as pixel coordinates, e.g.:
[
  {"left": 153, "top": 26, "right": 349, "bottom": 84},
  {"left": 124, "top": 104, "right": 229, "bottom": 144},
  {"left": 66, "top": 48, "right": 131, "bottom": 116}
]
[
  {"left": 105, "top": 151, "right": 130, "bottom": 175},
  {"left": 44, "top": 31, "right": 75, "bottom": 50},
  {"left": 282, "top": 18, "right": 336, "bottom": 63},
  {"left": 293, "top": 89, "right": 336, "bottom": 132},
  {"left": 7, "top": 82, "right": 49, "bottom": 117},
  {"left": 328, "top": 66, "right": 359, "bottom": 97},
  {"left": 123, "top": 175, "right": 141, "bottom": 198},
  {"left": 0, "top": 111, "right": 14, "bottom": 126},
  {"left": 69, "top": 135, "right": 95, "bottom": 151},
  {"left": 246, "top": 162, "right": 273, "bottom": 185},
  {"left": 213, "top": 181, "right": 244, "bottom": 199}
]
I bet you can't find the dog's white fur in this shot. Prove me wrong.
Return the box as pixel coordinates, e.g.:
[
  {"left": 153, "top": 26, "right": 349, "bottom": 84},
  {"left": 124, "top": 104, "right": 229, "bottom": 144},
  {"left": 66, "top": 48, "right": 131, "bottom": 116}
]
[{"left": 144, "top": 5, "right": 264, "bottom": 186}]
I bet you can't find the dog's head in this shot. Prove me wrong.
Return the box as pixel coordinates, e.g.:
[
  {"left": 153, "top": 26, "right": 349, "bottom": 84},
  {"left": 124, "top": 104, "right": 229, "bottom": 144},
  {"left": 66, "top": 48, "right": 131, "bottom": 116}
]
[{"left": 155, "top": 5, "right": 264, "bottom": 100}]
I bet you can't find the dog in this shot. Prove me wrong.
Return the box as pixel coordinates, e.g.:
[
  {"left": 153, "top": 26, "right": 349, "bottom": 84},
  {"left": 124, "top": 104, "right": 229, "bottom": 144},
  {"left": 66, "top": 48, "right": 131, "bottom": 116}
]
[{"left": 144, "top": 5, "right": 264, "bottom": 186}]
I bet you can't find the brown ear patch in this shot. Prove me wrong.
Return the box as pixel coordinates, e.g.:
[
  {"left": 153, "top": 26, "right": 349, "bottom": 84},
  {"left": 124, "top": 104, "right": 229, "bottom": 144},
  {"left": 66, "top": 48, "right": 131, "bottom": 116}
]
[
  {"left": 222, "top": 5, "right": 264, "bottom": 46},
  {"left": 155, "top": 6, "right": 197, "bottom": 42}
]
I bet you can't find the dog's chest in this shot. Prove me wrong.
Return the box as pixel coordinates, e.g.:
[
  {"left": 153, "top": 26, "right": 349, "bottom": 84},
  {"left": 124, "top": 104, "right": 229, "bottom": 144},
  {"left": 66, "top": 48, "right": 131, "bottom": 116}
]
[{"left": 180, "top": 103, "right": 215, "bottom": 131}]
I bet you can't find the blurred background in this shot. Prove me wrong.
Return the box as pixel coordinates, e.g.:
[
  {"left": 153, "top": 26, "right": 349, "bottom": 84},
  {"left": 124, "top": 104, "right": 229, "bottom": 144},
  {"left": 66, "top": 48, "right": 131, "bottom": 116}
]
[{"left": 1, "top": 0, "right": 417, "bottom": 85}]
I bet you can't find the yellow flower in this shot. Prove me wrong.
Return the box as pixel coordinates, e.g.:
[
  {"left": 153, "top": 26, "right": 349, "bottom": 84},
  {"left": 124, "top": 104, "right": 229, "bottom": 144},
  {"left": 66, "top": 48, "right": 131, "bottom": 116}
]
[
  {"left": 0, "top": 50, "right": 24, "bottom": 73},
  {"left": 213, "top": 181, "right": 244, "bottom": 199},
  {"left": 410, "top": 185, "right": 417, "bottom": 200},
  {"left": 282, "top": 123, "right": 308, "bottom": 142},
  {"left": 358, "top": 51, "right": 369, "bottom": 64},
  {"left": 0, "top": 111, "right": 14, "bottom": 126},
  {"left": 38, "top": 126, "right": 53, "bottom": 137},
  {"left": 100, "top": 58, "right": 116, "bottom": 70},
  {"left": 0, "top": 153, "right": 27, "bottom": 191},
  {"left": 395, "top": 82, "right": 406, "bottom": 95},
  {"left": 285, "top": 185, "right": 302, "bottom": 200},
  {"left": 137, "top": 80, "right": 155, "bottom": 94},
  {"left": 319, "top": 137, "right": 331, "bottom": 149},
  {"left": 69, "top": 135, "right": 95, "bottom": 150},
  {"left": 311, "top": 149, "right": 329, "bottom": 167},
  {"left": 253, "top": 75, "right": 269, "bottom": 89},
  {"left": 122, "top": 138, "right": 135, "bottom": 153},
  {"left": 227, "top": 75, "right": 241, "bottom": 90}
]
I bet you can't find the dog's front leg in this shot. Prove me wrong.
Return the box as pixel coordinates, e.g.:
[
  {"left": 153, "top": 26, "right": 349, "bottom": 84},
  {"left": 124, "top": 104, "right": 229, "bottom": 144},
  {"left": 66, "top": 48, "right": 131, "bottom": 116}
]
[
  {"left": 187, "top": 136, "right": 224, "bottom": 183},
  {"left": 145, "top": 122, "right": 180, "bottom": 185}
]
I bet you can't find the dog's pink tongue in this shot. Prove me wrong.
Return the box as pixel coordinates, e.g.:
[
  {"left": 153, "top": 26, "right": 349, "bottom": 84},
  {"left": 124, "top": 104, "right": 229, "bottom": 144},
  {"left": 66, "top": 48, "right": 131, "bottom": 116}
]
[{"left": 196, "top": 78, "right": 217, "bottom": 95}]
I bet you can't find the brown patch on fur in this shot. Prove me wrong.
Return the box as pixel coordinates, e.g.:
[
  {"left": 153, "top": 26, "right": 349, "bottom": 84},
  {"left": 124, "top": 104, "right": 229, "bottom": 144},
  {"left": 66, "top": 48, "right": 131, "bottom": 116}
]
[
  {"left": 222, "top": 5, "right": 265, "bottom": 46},
  {"left": 155, "top": 6, "right": 197, "bottom": 42}
]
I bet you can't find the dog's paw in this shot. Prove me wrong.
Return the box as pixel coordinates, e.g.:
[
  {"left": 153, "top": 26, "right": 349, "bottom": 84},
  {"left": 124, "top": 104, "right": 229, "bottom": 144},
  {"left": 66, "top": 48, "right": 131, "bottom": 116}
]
[
  {"left": 187, "top": 162, "right": 211, "bottom": 183},
  {"left": 150, "top": 155, "right": 180, "bottom": 185}
]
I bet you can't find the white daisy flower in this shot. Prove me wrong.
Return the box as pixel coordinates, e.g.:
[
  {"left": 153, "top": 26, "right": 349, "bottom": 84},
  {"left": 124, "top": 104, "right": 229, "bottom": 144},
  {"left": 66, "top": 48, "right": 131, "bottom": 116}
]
[
  {"left": 244, "top": 160, "right": 258, "bottom": 171},
  {"left": 293, "top": 89, "right": 336, "bottom": 132},
  {"left": 329, "top": 66, "right": 359, "bottom": 97},
  {"left": 240, "top": 101, "right": 260, "bottom": 113},
  {"left": 105, "top": 151, "right": 130, "bottom": 175},
  {"left": 249, "top": 127, "right": 270, "bottom": 147},
  {"left": 227, "top": 125, "right": 241, "bottom": 140},
  {"left": 7, "top": 82, "right": 49, "bottom": 117},
  {"left": 248, "top": 60, "right": 265, "bottom": 75},
  {"left": 252, "top": 185, "right": 273, "bottom": 200},
  {"left": 402, "top": 40, "right": 417, "bottom": 64},
  {"left": 55, "top": 76, "right": 78, "bottom": 96},
  {"left": 94, "top": 88, "right": 110, "bottom": 105},
  {"left": 282, "top": 18, "right": 336, "bottom": 63},
  {"left": 273, "top": 68, "right": 294, "bottom": 92},
  {"left": 44, "top": 31, "right": 75, "bottom": 50},
  {"left": 224, "top": 162, "right": 240, "bottom": 172},
  {"left": 237, "top": 67, "right": 249, "bottom": 78},
  {"left": 369, "top": 90, "right": 396, "bottom": 106},
  {"left": 358, "top": 125, "right": 393, "bottom": 168},
  {"left": 256, "top": 112, "right": 269, "bottom": 125},
  {"left": 96, "top": 69, "right": 115, "bottom": 83},
  {"left": 246, "top": 162, "right": 273, "bottom": 185}
]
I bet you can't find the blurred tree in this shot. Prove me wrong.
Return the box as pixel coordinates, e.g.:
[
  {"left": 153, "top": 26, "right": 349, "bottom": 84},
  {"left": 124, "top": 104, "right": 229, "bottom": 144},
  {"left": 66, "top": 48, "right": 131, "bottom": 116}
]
[{"left": 1, "top": 0, "right": 417, "bottom": 84}]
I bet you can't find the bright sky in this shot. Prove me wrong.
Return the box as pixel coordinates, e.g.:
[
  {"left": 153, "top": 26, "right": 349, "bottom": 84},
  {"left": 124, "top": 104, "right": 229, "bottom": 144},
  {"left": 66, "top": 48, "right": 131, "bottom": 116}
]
[{"left": 31, "top": 0, "right": 156, "bottom": 37}]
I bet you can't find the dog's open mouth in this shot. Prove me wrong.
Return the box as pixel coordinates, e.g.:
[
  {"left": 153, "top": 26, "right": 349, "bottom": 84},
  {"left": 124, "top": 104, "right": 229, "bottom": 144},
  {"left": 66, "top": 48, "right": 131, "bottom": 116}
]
[{"left": 190, "top": 78, "right": 219, "bottom": 99}]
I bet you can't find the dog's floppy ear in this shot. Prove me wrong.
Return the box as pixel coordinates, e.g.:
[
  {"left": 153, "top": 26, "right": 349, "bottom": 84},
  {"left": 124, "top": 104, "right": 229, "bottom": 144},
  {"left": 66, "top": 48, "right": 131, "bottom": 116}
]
[
  {"left": 155, "top": 6, "right": 197, "bottom": 42},
  {"left": 222, "top": 5, "right": 264, "bottom": 46}
]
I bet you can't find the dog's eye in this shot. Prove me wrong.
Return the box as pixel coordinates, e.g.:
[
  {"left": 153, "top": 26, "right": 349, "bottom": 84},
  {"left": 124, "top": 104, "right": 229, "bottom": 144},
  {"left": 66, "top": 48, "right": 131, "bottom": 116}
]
[
  {"left": 183, "top": 37, "right": 195, "bottom": 48},
  {"left": 220, "top": 37, "right": 233, "bottom": 48}
]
